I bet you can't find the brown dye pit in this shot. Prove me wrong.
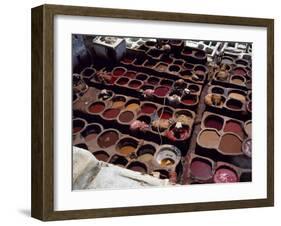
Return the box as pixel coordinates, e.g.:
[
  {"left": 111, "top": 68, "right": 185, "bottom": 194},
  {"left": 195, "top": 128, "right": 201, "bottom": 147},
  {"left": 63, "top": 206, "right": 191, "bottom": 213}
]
[
  {"left": 224, "top": 120, "right": 244, "bottom": 138},
  {"left": 231, "top": 76, "right": 245, "bottom": 85},
  {"left": 204, "top": 115, "right": 224, "bottom": 131},
  {"left": 198, "top": 130, "right": 220, "bottom": 148},
  {"left": 160, "top": 79, "right": 173, "bottom": 87},
  {"left": 194, "top": 51, "right": 205, "bottom": 58},
  {"left": 93, "top": 151, "right": 109, "bottom": 162},
  {"left": 136, "top": 73, "right": 148, "bottom": 81},
  {"left": 169, "top": 65, "right": 181, "bottom": 72},
  {"left": 102, "top": 108, "right": 120, "bottom": 119},
  {"left": 117, "top": 138, "right": 138, "bottom": 155},
  {"left": 190, "top": 159, "right": 212, "bottom": 180},
  {"left": 137, "top": 144, "right": 155, "bottom": 162},
  {"left": 119, "top": 111, "right": 134, "bottom": 123},
  {"left": 212, "top": 87, "right": 224, "bottom": 94},
  {"left": 219, "top": 134, "right": 242, "bottom": 154},
  {"left": 97, "top": 131, "right": 119, "bottom": 148},
  {"left": 88, "top": 102, "right": 105, "bottom": 113},
  {"left": 184, "top": 63, "right": 194, "bottom": 70}
]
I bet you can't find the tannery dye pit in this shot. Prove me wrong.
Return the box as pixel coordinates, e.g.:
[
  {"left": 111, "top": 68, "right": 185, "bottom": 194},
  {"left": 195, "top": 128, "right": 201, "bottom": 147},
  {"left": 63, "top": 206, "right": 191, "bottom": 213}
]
[{"left": 72, "top": 36, "right": 252, "bottom": 190}]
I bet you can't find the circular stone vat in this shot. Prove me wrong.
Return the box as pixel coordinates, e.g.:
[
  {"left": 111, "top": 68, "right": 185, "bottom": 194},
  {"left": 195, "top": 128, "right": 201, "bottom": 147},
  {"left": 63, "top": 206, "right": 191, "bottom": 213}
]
[
  {"left": 111, "top": 96, "right": 126, "bottom": 109},
  {"left": 73, "top": 118, "right": 86, "bottom": 134},
  {"left": 194, "top": 65, "right": 206, "bottom": 76},
  {"left": 204, "top": 115, "right": 224, "bottom": 131},
  {"left": 219, "top": 134, "right": 242, "bottom": 154},
  {"left": 137, "top": 144, "right": 156, "bottom": 162},
  {"left": 88, "top": 101, "right": 105, "bottom": 114},
  {"left": 102, "top": 108, "right": 120, "bottom": 119},
  {"left": 112, "top": 67, "right": 126, "bottom": 76},
  {"left": 233, "top": 67, "right": 247, "bottom": 76},
  {"left": 116, "top": 77, "right": 129, "bottom": 86},
  {"left": 169, "top": 65, "right": 181, "bottom": 73},
  {"left": 198, "top": 129, "right": 220, "bottom": 148},
  {"left": 155, "top": 145, "right": 181, "bottom": 168},
  {"left": 97, "top": 130, "right": 119, "bottom": 148},
  {"left": 226, "top": 98, "right": 243, "bottom": 110},
  {"left": 182, "top": 47, "right": 192, "bottom": 55},
  {"left": 214, "top": 166, "right": 238, "bottom": 183},
  {"left": 236, "top": 59, "right": 248, "bottom": 66},
  {"left": 93, "top": 151, "right": 110, "bottom": 162},
  {"left": 127, "top": 161, "right": 147, "bottom": 173},
  {"left": 184, "top": 63, "right": 194, "bottom": 70},
  {"left": 181, "top": 95, "right": 197, "bottom": 105},
  {"left": 141, "top": 103, "right": 157, "bottom": 114},
  {"left": 188, "top": 84, "right": 200, "bottom": 93},
  {"left": 157, "top": 107, "right": 173, "bottom": 119},
  {"left": 82, "top": 124, "right": 102, "bottom": 143},
  {"left": 224, "top": 120, "right": 244, "bottom": 138},
  {"left": 125, "top": 100, "right": 140, "bottom": 112},
  {"left": 118, "top": 111, "right": 135, "bottom": 123},
  {"left": 116, "top": 138, "right": 138, "bottom": 155},
  {"left": 109, "top": 155, "right": 128, "bottom": 167},
  {"left": 136, "top": 73, "right": 148, "bottom": 81},
  {"left": 221, "top": 57, "right": 233, "bottom": 65},
  {"left": 211, "top": 86, "right": 224, "bottom": 94},
  {"left": 154, "top": 86, "right": 170, "bottom": 97},
  {"left": 190, "top": 158, "right": 213, "bottom": 180},
  {"left": 160, "top": 79, "right": 173, "bottom": 87},
  {"left": 231, "top": 75, "right": 245, "bottom": 85},
  {"left": 147, "top": 77, "right": 160, "bottom": 85},
  {"left": 124, "top": 71, "right": 136, "bottom": 78},
  {"left": 128, "top": 79, "right": 142, "bottom": 88}
]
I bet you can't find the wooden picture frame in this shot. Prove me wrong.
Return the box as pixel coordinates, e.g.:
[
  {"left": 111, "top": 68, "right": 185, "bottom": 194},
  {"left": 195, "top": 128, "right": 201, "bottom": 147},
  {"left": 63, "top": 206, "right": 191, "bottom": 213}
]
[{"left": 31, "top": 4, "right": 274, "bottom": 221}]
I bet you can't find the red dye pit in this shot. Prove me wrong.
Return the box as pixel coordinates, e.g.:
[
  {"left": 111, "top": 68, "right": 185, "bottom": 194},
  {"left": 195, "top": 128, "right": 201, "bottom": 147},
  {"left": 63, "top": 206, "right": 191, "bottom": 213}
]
[
  {"left": 154, "top": 86, "right": 169, "bottom": 97},
  {"left": 158, "top": 110, "right": 172, "bottom": 119},
  {"left": 234, "top": 68, "right": 246, "bottom": 76},
  {"left": 190, "top": 160, "right": 212, "bottom": 180},
  {"left": 102, "top": 108, "right": 120, "bottom": 119},
  {"left": 112, "top": 68, "right": 125, "bottom": 76},
  {"left": 88, "top": 102, "right": 105, "bottom": 113},
  {"left": 182, "top": 96, "right": 196, "bottom": 105},
  {"left": 224, "top": 120, "right": 243, "bottom": 137},
  {"left": 73, "top": 127, "right": 82, "bottom": 133},
  {"left": 204, "top": 116, "right": 223, "bottom": 130},
  {"left": 141, "top": 104, "right": 157, "bottom": 114},
  {"left": 124, "top": 71, "right": 136, "bottom": 78}
]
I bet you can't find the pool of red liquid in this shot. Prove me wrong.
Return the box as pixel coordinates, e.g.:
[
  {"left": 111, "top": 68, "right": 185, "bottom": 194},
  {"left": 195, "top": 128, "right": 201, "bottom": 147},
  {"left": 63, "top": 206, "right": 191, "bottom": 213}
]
[
  {"left": 182, "top": 96, "right": 196, "bottom": 105},
  {"left": 190, "top": 160, "right": 212, "bottom": 180},
  {"left": 88, "top": 103, "right": 105, "bottom": 113},
  {"left": 113, "top": 68, "right": 125, "bottom": 76},
  {"left": 141, "top": 104, "right": 157, "bottom": 114},
  {"left": 154, "top": 86, "right": 170, "bottom": 97},
  {"left": 224, "top": 120, "right": 243, "bottom": 137},
  {"left": 204, "top": 116, "right": 223, "bottom": 130},
  {"left": 214, "top": 168, "right": 238, "bottom": 183},
  {"left": 102, "top": 108, "right": 120, "bottom": 119},
  {"left": 234, "top": 68, "right": 246, "bottom": 76},
  {"left": 158, "top": 111, "right": 172, "bottom": 119},
  {"left": 124, "top": 71, "right": 136, "bottom": 78}
]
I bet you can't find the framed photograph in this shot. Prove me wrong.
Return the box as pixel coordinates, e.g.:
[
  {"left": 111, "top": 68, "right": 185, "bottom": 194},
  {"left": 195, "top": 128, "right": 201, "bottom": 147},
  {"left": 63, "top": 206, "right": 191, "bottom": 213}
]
[{"left": 31, "top": 4, "right": 274, "bottom": 221}]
